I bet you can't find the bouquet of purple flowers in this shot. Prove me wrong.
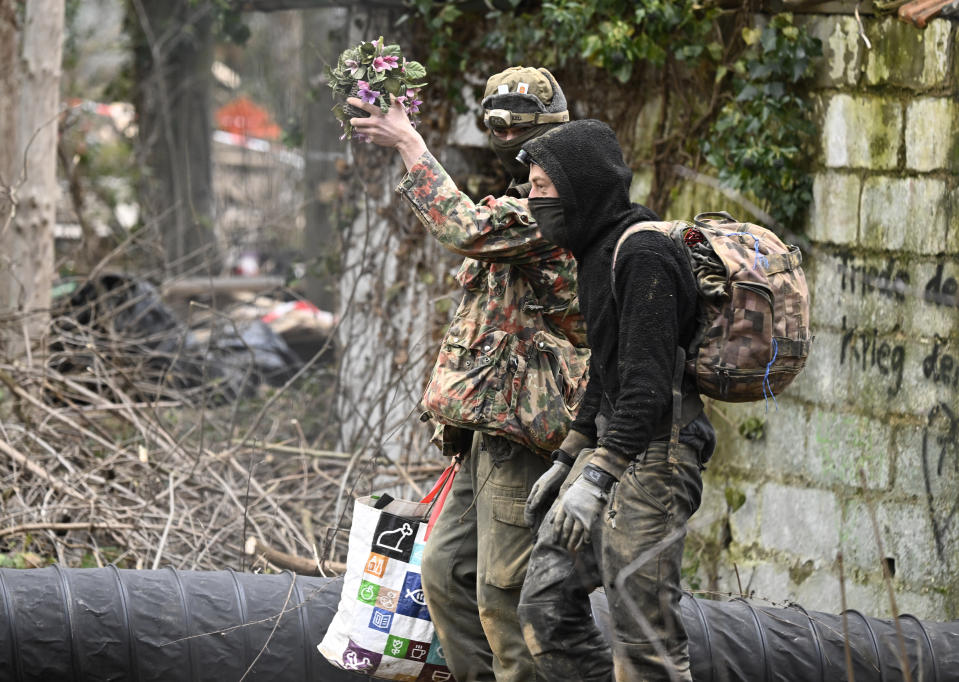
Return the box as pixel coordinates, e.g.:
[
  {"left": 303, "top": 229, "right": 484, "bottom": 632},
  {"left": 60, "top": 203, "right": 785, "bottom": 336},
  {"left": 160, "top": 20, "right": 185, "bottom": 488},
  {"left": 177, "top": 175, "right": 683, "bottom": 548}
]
[{"left": 327, "top": 37, "right": 426, "bottom": 141}]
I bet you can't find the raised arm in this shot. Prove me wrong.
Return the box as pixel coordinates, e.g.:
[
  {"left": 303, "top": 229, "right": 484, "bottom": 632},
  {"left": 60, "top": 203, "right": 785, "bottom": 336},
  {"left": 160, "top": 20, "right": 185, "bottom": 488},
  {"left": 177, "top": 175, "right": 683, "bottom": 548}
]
[{"left": 350, "top": 97, "right": 558, "bottom": 264}]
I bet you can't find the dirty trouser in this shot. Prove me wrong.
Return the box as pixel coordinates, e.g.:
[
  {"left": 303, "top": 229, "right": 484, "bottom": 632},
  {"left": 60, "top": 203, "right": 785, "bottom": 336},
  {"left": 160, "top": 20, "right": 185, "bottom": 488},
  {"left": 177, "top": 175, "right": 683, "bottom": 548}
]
[
  {"left": 421, "top": 432, "right": 549, "bottom": 682},
  {"left": 518, "top": 441, "right": 703, "bottom": 682}
]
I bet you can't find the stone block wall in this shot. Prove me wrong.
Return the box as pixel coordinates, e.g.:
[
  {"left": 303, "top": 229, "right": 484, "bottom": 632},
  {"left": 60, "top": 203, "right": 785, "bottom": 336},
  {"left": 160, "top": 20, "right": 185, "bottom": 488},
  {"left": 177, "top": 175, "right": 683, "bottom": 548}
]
[
  {"left": 684, "top": 14, "right": 959, "bottom": 619},
  {"left": 340, "top": 8, "right": 958, "bottom": 620}
]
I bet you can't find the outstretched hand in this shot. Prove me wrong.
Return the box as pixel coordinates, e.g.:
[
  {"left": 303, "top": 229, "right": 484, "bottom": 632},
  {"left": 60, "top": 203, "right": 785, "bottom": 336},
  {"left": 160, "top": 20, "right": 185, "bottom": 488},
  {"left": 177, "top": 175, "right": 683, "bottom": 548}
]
[{"left": 346, "top": 96, "right": 427, "bottom": 169}]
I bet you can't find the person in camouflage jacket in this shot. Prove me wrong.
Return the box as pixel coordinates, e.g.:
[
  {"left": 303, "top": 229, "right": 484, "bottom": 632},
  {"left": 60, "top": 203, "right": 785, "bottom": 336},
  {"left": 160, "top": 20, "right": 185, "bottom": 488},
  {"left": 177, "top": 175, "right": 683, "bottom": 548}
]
[{"left": 348, "top": 67, "right": 590, "bottom": 682}]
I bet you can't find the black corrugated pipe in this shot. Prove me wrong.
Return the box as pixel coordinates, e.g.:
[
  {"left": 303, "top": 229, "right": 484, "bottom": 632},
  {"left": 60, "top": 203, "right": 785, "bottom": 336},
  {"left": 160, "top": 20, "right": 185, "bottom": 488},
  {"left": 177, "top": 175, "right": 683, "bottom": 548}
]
[
  {"left": 681, "top": 596, "right": 959, "bottom": 681},
  {"left": 0, "top": 566, "right": 957, "bottom": 681},
  {"left": 0, "top": 566, "right": 359, "bottom": 682}
]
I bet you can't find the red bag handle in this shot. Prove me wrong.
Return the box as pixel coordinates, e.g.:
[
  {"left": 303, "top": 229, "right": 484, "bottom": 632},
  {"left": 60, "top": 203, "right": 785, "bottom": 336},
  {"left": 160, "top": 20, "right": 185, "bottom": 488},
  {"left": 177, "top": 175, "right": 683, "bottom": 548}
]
[
  {"left": 421, "top": 463, "right": 457, "bottom": 541},
  {"left": 420, "top": 463, "right": 454, "bottom": 504}
]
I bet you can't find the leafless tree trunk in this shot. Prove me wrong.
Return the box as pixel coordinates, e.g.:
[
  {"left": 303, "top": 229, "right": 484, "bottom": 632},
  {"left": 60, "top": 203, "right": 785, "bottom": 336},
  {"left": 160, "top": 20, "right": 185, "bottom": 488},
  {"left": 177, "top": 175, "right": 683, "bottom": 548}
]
[
  {"left": 0, "top": 0, "right": 64, "bottom": 359},
  {"left": 301, "top": 6, "right": 349, "bottom": 312},
  {"left": 130, "top": 0, "right": 220, "bottom": 277},
  {"left": 0, "top": 3, "right": 19, "bottom": 220}
]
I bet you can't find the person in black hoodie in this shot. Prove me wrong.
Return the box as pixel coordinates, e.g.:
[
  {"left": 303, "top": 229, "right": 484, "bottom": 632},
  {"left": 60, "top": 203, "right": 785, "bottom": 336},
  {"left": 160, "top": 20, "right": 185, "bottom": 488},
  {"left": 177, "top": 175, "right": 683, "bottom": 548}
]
[{"left": 516, "top": 119, "right": 715, "bottom": 681}]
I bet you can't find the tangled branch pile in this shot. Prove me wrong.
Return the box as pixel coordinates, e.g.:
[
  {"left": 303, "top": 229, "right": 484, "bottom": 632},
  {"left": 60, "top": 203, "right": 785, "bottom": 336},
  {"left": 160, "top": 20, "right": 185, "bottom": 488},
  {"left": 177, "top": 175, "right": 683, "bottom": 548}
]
[{"left": 0, "top": 279, "right": 444, "bottom": 575}]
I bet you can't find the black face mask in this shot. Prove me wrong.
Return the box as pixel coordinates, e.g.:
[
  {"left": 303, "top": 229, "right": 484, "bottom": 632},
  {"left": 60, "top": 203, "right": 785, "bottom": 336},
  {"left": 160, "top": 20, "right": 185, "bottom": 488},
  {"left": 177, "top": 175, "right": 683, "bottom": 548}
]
[
  {"left": 488, "top": 126, "right": 545, "bottom": 181},
  {"left": 528, "top": 197, "right": 569, "bottom": 249}
]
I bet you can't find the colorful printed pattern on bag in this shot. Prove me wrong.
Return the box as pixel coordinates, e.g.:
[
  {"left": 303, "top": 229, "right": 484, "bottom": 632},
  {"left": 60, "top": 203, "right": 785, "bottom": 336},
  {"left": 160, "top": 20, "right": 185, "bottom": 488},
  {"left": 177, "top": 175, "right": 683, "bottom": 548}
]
[
  {"left": 373, "top": 511, "right": 419, "bottom": 561},
  {"left": 370, "top": 607, "right": 396, "bottom": 632},
  {"left": 342, "top": 641, "right": 382, "bottom": 671},
  {"left": 376, "top": 586, "right": 399, "bottom": 610},
  {"left": 357, "top": 579, "right": 379, "bottom": 605},
  {"left": 417, "top": 665, "right": 455, "bottom": 681},
  {"left": 365, "top": 552, "right": 388, "bottom": 578},
  {"left": 397, "top": 571, "right": 430, "bottom": 620},
  {"left": 319, "top": 498, "right": 455, "bottom": 680},
  {"left": 426, "top": 632, "right": 448, "bottom": 666},
  {"left": 409, "top": 541, "right": 425, "bottom": 567},
  {"left": 385, "top": 634, "right": 411, "bottom": 658},
  {"left": 399, "top": 152, "right": 590, "bottom": 455}
]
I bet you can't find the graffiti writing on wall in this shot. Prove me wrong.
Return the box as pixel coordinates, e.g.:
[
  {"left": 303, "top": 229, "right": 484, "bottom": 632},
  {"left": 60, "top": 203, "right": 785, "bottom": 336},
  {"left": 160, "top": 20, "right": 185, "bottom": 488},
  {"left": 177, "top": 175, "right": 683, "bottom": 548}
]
[
  {"left": 924, "top": 263, "right": 959, "bottom": 309},
  {"left": 923, "top": 402, "right": 959, "bottom": 561},
  {"left": 840, "top": 316, "right": 905, "bottom": 396},
  {"left": 837, "top": 260, "right": 959, "bottom": 398},
  {"left": 840, "top": 255, "right": 910, "bottom": 301},
  {"left": 923, "top": 336, "right": 959, "bottom": 391},
  {"left": 837, "top": 256, "right": 958, "bottom": 562}
]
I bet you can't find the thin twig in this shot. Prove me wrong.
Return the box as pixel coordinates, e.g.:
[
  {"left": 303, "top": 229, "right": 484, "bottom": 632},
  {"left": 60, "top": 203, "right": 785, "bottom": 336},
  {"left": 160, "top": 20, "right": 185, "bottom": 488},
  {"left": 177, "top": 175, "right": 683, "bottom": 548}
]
[
  {"left": 1, "top": 104, "right": 77, "bottom": 239},
  {"left": 227, "top": 454, "right": 309, "bottom": 550},
  {"left": 0, "top": 522, "right": 135, "bottom": 539},
  {"left": 229, "top": 439, "right": 352, "bottom": 459},
  {"left": 855, "top": 1, "right": 873, "bottom": 49},
  {"left": 160, "top": 580, "right": 340, "bottom": 648},
  {"left": 0, "top": 368, "right": 118, "bottom": 452},
  {"left": 151, "top": 472, "right": 176, "bottom": 570},
  {"left": 245, "top": 536, "right": 345, "bottom": 575},
  {"left": 240, "top": 448, "right": 259, "bottom": 573},
  {"left": 237, "top": 573, "right": 297, "bottom": 682},
  {"left": 0, "top": 437, "right": 85, "bottom": 501},
  {"left": 858, "top": 469, "right": 912, "bottom": 682},
  {"left": 838, "top": 551, "right": 856, "bottom": 682}
]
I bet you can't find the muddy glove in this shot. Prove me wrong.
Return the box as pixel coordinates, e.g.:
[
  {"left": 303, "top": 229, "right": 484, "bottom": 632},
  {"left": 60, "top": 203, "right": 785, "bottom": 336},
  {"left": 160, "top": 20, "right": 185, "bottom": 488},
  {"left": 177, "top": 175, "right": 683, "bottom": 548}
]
[
  {"left": 550, "top": 464, "right": 616, "bottom": 553},
  {"left": 524, "top": 431, "right": 594, "bottom": 527},
  {"left": 525, "top": 459, "right": 571, "bottom": 527}
]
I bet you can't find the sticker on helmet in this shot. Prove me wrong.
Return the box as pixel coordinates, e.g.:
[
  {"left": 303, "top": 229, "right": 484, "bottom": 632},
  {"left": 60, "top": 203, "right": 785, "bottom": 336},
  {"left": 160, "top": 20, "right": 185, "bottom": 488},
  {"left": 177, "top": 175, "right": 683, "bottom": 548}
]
[
  {"left": 497, "top": 84, "right": 509, "bottom": 95},
  {"left": 517, "top": 82, "right": 529, "bottom": 94}
]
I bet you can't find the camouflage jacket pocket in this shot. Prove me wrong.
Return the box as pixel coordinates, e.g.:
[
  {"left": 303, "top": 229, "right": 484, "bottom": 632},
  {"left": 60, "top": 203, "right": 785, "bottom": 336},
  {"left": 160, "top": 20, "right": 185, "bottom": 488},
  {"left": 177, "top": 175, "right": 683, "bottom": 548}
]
[
  {"left": 533, "top": 330, "right": 589, "bottom": 409},
  {"left": 508, "top": 330, "right": 590, "bottom": 452},
  {"left": 423, "top": 327, "right": 516, "bottom": 427}
]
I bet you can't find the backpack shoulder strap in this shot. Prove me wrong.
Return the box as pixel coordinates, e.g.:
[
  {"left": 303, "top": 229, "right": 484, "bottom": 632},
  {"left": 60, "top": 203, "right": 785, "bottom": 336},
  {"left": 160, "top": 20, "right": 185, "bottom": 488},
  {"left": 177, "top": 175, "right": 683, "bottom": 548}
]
[
  {"left": 610, "top": 221, "right": 705, "bottom": 453},
  {"left": 611, "top": 221, "right": 686, "bottom": 298}
]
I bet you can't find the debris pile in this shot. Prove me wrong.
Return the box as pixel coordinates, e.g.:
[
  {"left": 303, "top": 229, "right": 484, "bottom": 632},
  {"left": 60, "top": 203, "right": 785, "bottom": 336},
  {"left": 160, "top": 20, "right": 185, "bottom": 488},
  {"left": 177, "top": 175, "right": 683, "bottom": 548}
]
[{"left": 0, "top": 274, "right": 442, "bottom": 574}]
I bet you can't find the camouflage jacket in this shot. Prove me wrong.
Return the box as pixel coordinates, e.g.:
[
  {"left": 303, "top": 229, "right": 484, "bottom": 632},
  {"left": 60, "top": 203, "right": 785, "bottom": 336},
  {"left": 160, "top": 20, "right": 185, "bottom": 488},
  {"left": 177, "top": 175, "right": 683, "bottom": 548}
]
[{"left": 396, "top": 152, "right": 589, "bottom": 456}]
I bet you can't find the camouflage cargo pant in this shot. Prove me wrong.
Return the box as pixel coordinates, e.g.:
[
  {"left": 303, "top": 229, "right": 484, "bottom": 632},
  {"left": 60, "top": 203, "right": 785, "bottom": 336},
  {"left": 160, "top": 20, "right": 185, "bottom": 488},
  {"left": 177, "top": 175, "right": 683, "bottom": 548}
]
[
  {"left": 421, "top": 432, "right": 549, "bottom": 682},
  {"left": 518, "top": 441, "right": 703, "bottom": 682}
]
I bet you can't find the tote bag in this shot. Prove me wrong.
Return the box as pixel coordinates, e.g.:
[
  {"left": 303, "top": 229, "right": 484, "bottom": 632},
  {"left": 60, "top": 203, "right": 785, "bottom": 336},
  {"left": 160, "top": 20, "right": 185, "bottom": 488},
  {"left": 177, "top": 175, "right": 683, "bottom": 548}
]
[{"left": 318, "top": 466, "right": 456, "bottom": 681}]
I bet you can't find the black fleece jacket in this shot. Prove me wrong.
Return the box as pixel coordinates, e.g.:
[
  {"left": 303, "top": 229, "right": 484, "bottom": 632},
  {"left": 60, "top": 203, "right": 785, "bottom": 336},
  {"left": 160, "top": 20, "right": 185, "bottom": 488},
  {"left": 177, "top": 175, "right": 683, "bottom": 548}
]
[{"left": 523, "top": 120, "right": 714, "bottom": 475}]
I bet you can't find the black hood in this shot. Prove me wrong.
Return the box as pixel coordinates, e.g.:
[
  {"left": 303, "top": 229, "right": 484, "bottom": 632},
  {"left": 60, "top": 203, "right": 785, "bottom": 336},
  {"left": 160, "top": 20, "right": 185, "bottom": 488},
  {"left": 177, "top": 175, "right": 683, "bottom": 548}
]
[{"left": 522, "top": 119, "right": 656, "bottom": 258}]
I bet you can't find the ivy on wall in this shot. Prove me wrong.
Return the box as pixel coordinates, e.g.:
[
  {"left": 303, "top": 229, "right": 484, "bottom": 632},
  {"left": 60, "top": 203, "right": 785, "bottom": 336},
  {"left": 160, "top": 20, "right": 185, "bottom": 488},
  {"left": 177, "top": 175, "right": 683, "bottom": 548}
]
[
  {"left": 405, "top": 0, "right": 821, "bottom": 228},
  {"left": 703, "top": 13, "right": 822, "bottom": 226}
]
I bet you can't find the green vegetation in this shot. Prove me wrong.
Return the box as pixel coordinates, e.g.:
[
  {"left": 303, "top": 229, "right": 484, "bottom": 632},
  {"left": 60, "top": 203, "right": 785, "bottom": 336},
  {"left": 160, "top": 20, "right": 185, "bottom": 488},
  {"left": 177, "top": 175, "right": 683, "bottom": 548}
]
[
  {"left": 725, "top": 485, "right": 747, "bottom": 513},
  {"left": 703, "top": 13, "right": 822, "bottom": 226},
  {"left": 405, "top": 1, "right": 821, "bottom": 226},
  {"left": 738, "top": 415, "right": 766, "bottom": 441},
  {"left": 0, "top": 552, "right": 48, "bottom": 569}
]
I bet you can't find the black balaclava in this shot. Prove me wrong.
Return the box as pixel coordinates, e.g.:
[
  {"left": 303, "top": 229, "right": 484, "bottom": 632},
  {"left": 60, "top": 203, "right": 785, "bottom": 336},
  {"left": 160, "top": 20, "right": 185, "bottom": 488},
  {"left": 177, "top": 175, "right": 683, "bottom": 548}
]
[
  {"left": 527, "top": 196, "right": 568, "bottom": 248},
  {"left": 521, "top": 120, "right": 656, "bottom": 260},
  {"left": 489, "top": 125, "right": 555, "bottom": 182}
]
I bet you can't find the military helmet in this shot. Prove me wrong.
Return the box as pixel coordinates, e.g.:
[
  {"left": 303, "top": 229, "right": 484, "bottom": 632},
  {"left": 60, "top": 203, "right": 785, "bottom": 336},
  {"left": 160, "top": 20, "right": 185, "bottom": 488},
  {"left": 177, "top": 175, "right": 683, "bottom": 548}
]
[{"left": 481, "top": 66, "right": 569, "bottom": 132}]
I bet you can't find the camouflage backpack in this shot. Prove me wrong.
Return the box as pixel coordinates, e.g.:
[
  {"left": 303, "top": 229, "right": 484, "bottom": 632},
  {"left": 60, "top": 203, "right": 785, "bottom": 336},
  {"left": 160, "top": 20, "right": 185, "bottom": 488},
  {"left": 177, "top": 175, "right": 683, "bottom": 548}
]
[{"left": 613, "top": 211, "right": 812, "bottom": 403}]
